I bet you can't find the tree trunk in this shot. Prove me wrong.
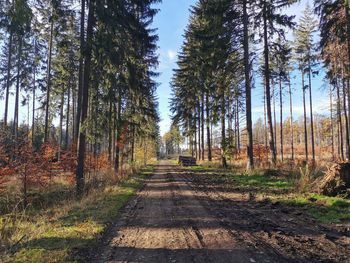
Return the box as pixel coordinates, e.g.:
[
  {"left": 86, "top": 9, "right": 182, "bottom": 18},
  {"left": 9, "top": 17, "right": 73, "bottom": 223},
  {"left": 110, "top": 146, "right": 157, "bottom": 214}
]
[
  {"left": 302, "top": 71, "right": 308, "bottom": 161},
  {"left": 243, "top": 0, "right": 254, "bottom": 169},
  {"left": 58, "top": 92, "right": 64, "bottom": 161},
  {"left": 197, "top": 104, "right": 201, "bottom": 161},
  {"left": 221, "top": 94, "right": 227, "bottom": 168},
  {"left": 273, "top": 82, "right": 277, "bottom": 150},
  {"left": 206, "top": 92, "right": 212, "bottom": 161},
  {"left": 201, "top": 93, "right": 205, "bottom": 161},
  {"left": 65, "top": 85, "right": 71, "bottom": 148},
  {"left": 115, "top": 85, "right": 122, "bottom": 172},
  {"left": 342, "top": 74, "right": 350, "bottom": 160},
  {"left": 330, "top": 85, "right": 335, "bottom": 161},
  {"left": 288, "top": 78, "right": 294, "bottom": 160},
  {"left": 337, "top": 80, "right": 344, "bottom": 161},
  {"left": 76, "top": 0, "right": 95, "bottom": 196},
  {"left": 44, "top": 19, "right": 54, "bottom": 143},
  {"left": 236, "top": 98, "right": 241, "bottom": 154},
  {"left": 32, "top": 64, "right": 36, "bottom": 145},
  {"left": 108, "top": 94, "right": 113, "bottom": 163},
  {"left": 75, "top": 0, "right": 86, "bottom": 143},
  {"left": 194, "top": 115, "right": 197, "bottom": 159},
  {"left": 279, "top": 76, "right": 283, "bottom": 161},
  {"left": 14, "top": 38, "right": 22, "bottom": 140},
  {"left": 72, "top": 85, "right": 76, "bottom": 143},
  {"left": 263, "top": 2, "right": 277, "bottom": 164},
  {"left": 264, "top": 80, "right": 268, "bottom": 151},
  {"left": 4, "top": 30, "right": 13, "bottom": 126},
  {"left": 308, "top": 60, "right": 315, "bottom": 163}
]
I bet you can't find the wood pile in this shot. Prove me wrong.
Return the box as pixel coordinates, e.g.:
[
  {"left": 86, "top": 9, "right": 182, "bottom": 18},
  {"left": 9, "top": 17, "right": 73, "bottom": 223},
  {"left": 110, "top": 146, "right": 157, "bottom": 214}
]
[{"left": 178, "top": 156, "right": 196, "bottom": 166}]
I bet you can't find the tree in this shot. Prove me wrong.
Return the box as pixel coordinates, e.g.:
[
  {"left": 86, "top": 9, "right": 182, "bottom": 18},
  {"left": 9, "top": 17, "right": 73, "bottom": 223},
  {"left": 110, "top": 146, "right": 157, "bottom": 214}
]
[
  {"left": 243, "top": 0, "right": 254, "bottom": 169},
  {"left": 295, "top": 3, "right": 318, "bottom": 163},
  {"left": 255, "top": 0, "right": 296, "bottom": 165},
  {"left": 76, "top": 0, "right": 95, "bottom": 196}
]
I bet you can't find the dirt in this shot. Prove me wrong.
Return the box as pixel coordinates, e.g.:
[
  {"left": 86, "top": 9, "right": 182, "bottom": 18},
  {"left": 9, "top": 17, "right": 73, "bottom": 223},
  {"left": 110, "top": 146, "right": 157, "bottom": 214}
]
[{"left": 83, "top": 161, "right": 350, "bottom": 263}]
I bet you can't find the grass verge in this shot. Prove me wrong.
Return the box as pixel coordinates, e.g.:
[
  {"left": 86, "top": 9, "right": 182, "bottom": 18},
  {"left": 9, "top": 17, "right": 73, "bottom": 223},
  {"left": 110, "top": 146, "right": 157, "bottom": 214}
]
[
  {"left": 0, "top": 166, "right": 154, "bottom": 263},
  {"left": 182, "top": 165, "right": 350, "bottom": 224}
]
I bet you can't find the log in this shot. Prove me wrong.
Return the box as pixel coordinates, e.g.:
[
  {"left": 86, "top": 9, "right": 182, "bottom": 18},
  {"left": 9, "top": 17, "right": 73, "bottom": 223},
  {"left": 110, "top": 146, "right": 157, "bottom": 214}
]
[{"left": 178, "top": 156, "right": 196, "bottom": 166}]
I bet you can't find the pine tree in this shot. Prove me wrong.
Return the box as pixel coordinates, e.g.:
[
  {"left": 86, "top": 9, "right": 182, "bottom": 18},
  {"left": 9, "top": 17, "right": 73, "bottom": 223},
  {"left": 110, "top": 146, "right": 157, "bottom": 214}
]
[{"left": 255, "top": 0, "right": 296, "bottom": 165}]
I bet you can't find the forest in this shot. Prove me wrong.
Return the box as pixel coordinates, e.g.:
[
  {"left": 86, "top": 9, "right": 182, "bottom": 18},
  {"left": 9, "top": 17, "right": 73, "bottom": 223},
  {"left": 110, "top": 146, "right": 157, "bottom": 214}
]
[
  {"left": 0, "top": 0, "right": 350, "bottom": 262},
  {"left": 169, "top": 0, "right": 350, "bottom": 168}
]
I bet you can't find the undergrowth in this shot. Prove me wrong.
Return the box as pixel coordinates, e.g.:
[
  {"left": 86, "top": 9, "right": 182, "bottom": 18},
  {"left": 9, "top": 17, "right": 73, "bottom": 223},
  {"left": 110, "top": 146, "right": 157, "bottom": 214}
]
[{"left": 0, "top": 166, "right": 154, "bottom": 263}]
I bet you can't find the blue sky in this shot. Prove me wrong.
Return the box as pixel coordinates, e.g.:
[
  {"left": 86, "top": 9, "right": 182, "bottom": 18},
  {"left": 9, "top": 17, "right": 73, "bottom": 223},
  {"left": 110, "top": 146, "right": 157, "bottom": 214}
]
[
  {"left": 154, "top": 0, "right": 329, "bottom": 136},
  {"left": 153, "top": 0, "right": 197, "bottom": 135}
]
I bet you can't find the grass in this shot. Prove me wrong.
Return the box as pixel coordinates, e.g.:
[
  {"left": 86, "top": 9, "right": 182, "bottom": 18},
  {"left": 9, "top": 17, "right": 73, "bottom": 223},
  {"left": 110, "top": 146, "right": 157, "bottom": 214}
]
[
  {"left": 183, "top": 164, "right": 350, "bottom": 224},
  {"left": 228, "top": 173, "right": 293, "bottom": 189},
  {"left": 0, "top": 166, "right": 154, "bottom": 263},
  {"left": 183, "top": 165, "right": 217, "bottom": 171},
  {"left": 277, "top": 193, "right": 350, "bottom": 223}
]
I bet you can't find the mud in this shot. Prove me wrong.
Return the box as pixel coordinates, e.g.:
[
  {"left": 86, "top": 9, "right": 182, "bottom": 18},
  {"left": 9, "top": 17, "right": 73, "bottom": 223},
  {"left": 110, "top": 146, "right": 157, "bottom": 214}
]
[{"left": 84, "top": 161, "right": 350, "bottom": 263}]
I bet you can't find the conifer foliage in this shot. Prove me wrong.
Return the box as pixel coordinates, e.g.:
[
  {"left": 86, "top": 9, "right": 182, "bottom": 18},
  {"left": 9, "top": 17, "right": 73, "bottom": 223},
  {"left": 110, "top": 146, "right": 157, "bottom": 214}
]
[
  {"left": 0, "top": 0, "right": 161, "bottom": 197},
  {"left": 171, "top": 0, "right": 350, "bottom": 168}
]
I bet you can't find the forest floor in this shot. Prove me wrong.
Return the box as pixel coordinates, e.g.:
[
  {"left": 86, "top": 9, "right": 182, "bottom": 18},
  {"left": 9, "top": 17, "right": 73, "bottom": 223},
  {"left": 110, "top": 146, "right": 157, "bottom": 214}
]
[{"left": 84, "top": 160, "right": 350, "bottom": 263}]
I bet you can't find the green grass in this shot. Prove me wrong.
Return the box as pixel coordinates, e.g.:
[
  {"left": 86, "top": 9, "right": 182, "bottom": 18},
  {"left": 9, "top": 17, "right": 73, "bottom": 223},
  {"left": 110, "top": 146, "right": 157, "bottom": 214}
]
[
  {"left": 184, "top": 165, "right": 350, "bottom": 224},
  {"left": 0, "top": 166, "right": 154, "bottom": 263},
  {"left": 277, "top": 193, "right": 350, "bottom": 223},
  {"left": 228, "top": 173, "right": 293, "bottom": 189},
  {"left": 182, "top": 165, "right": 221, "bottom": 172}
]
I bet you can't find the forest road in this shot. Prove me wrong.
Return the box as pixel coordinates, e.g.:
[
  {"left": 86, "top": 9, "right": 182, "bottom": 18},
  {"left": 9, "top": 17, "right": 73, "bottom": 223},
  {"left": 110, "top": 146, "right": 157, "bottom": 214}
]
[{"left": 89, "top": 161, "right": 350, "bottom": 263}]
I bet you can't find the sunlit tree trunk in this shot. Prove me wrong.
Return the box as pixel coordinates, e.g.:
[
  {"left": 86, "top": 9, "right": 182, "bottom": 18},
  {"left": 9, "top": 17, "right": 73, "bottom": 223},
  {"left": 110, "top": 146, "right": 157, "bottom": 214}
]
[
  {"left": 197, "top": 104, "right": 201, "bottom": 161},
  {"left": 330, "top": 85, "right": 335, "bottom": 161},
  {"left": 201, "top": 93, "right": 205, "bottom": 161},
  {"left": 65, "top": 85, "right": 71, "bottom": 148},
  {"left": 221, "top": 94, "right": 227, "bottom": 168},
  {"left": 76, "top": 0, "right": 95, "bottom": 196},
  {"left": 342, "top": 70, "right": 350, "bottom": 160},
  {"left": 236, "top": 98, "right": 241, "bottom": 154},
  {"left": 44, "top": 19, "right": 54, "bottom": 143},
  {"left": 273, "top": 82, "right": 277, "bottom": 152},
  {"left": 336, "top": 80, "right": 344, "bottom": 160},
  {"left": 288, "top": 78, "right": 294, "bottom": 160},
  {"left": 4, "top": 30, "right": 13, "bottom": 126},
  {"left": 243, "top": 0, "right": 254, "bottom": 169},
  {"left": 263, "top": 1, "right": 277, "bottom": 164},
  {"left": 75, "top": 0, "right": 86, "bottom": 143},
  {"left": 279, "top": 76, "right": 283, "bottom": 161},
  {"left": 58, "top": 92, "right": 64, "bottom": 161},
  {"left": 32, "top": 64, "right": 36, "bottom": 144},
  {"left": 206, "top": 92, "right": 212, "bottom": 161},
  {"left": 14, "top": 38, "right": 22, "bottom": 140},
  {"left": 302, "top": 71, "right": 308, "bottom": 161},
  {"left": 308, "top": 59, "right": 315, "bottom": 163},
  {"left": 115, "top": 86, "right": 122, "bottom": 172}
]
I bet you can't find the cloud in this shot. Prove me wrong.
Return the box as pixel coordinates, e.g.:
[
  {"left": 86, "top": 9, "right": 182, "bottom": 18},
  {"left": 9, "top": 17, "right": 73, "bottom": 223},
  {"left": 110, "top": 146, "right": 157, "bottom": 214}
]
[{"left": 167, "top": 49, "right": 177, "bottom": 60}]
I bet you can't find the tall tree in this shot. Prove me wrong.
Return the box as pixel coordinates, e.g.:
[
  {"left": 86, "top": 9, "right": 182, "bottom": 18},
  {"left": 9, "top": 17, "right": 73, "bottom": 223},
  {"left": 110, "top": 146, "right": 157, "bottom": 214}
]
[{"left": 256, "top": 0, "right": 296, "bottom": 165}]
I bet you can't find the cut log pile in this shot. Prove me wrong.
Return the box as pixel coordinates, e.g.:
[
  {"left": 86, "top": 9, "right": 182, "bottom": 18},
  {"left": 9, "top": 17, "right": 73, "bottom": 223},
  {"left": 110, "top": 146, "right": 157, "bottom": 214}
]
[
  {"left": 319, "top": 162, "right": 350, "bottom": 197},
  {"left": 178, "top": 156, "right": 196, "bottom": 166}
]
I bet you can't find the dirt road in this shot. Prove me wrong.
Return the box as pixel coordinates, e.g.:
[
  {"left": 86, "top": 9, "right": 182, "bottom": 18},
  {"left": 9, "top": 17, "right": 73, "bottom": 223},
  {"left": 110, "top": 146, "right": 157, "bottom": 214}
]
[{"left": 90, "top": 161, "right": 350, "bottom": 263}]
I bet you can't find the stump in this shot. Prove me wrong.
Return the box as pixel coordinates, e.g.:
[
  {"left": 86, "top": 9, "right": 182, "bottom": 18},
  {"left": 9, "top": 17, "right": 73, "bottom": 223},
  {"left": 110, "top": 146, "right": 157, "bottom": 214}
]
[
  {"left": 319, "top": 162, "right": 350, "bottom": 196},
  {"left": 178, "top": 156, "right": 196, "bottom": 166}
]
